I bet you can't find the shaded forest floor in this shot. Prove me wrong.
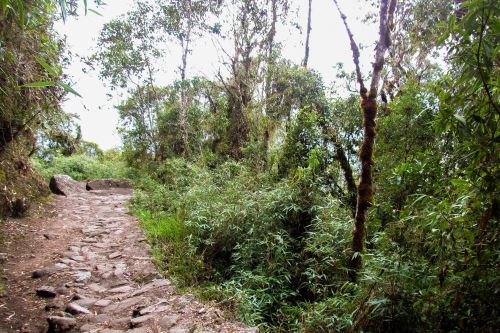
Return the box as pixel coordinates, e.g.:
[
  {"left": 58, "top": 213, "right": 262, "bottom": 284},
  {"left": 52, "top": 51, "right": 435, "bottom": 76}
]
[{"left": 0, "top": 186, "right": 254, "bottom": 333}]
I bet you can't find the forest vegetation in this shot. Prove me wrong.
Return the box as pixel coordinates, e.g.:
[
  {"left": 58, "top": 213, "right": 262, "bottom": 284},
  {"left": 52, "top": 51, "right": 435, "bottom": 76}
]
[{"left": 0, "top": 0, "right": 498, "bottom": 331}]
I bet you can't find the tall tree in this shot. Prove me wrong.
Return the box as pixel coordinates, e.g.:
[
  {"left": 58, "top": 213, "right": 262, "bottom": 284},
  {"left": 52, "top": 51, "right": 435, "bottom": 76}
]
[
  {"left": 302, "top": 0, "right": 313, "bottom": 67},
  {"left": 333, "top": 0, "right": 397, "bottom": 280},
  {"left": 216, "top": 0, "right": 266, "bottom": 158},
  {"left": 159, "top": 0, "right": 219, "bottom": 157},
  {"left": 90, "top": 1, "right": 166, "bottom": 160}
]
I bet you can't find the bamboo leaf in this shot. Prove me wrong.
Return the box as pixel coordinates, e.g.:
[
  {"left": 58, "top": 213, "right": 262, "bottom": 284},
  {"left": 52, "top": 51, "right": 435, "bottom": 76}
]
[
  {"left": 16, "top": 0, "right": 25, "bottom": 29},
  {"left": 21, "top": 81, "right": 57, "bottom": 88},
  {"left": 57, "top": 82, "right": 82, "bottom": 97},
  {"left": 88, "top": 8, "right": 103, "bottom": 17},
  {"left": 454, "top": 113, "right": 466, "bottom": 126},
  {"left": 59, "top": 0, "right": 67, "bottom": 22},
  {"left": 1, "top": 0, "right": 7, "bottom": 16},
  {"left": 83, "top": 0, "right": 87, "bottom": 15},
  {"left": 20, "top": 81, "right": 82, "bottom": 98},
  {"left": 35, "top": 56, "right": 58, "bottom": 78}
]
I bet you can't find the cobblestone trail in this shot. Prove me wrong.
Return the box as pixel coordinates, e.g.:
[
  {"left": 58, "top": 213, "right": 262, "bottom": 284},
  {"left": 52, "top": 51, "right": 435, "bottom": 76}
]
[{"left": 0, "top": 187, "right": 254, "bottom": 333}]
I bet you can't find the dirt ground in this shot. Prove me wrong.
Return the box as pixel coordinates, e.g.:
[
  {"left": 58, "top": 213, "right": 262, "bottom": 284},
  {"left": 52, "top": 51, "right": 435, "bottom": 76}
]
[{"left": 0, "top": 186, "right": 254, "bottom": 333}]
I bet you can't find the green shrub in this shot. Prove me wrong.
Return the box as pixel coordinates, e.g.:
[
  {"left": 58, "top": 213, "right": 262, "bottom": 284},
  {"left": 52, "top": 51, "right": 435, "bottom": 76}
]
[
  {"left": 132, "top": 158, "right": 357, "bottom": 330},
  {"left": 33, "top": 153, "right": 134, "bottom": 181},
  {"left": 132, "top": 152, "right": 499, "bottom": 332},
  {"left": 135, "top": 209, "right": 204, "bottom": 286}
]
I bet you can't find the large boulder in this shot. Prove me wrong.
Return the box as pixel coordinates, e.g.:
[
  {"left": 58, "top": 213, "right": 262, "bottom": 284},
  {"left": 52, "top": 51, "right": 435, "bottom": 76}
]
[
  {"left": 86, "top": 178, "right": 132, "bottom": 190},
  {"left": 49, "top": 175, "right": 85, "bottom": 196}
]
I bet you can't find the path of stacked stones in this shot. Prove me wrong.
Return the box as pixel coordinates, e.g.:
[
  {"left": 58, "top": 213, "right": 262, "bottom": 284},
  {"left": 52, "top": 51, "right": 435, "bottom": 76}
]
[{"left": 0, "top": 178, "right": 254, "bottom": 333}]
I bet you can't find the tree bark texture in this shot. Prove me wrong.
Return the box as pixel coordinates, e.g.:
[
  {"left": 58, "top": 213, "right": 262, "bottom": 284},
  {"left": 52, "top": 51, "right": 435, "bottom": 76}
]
[
  {"left": 333, "top": 0, "right": 396, "bottom": 281},
  {"left": 303, "top": 0, "right": 312, "bottom": 67},
  {"left": 333, "top": 136, "right": 357, "bottom": 217},
  {"left": 177, "top": 0, "right": 193, "bottom": 157}
]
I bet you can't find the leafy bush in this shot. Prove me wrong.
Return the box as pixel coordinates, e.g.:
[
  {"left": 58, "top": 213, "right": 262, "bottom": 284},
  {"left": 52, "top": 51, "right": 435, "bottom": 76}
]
[
  {"left": 131, "top": 158, "right": 359, "bottom": 330},
  {"left": 33, "top": 151, "right": 134, "bottom": 181}
]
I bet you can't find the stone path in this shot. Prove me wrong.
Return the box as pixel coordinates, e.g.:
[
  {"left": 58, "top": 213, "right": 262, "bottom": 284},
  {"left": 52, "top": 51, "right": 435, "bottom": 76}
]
[{"left": 0, "top": 186, "right": 254, "bottom": 333}]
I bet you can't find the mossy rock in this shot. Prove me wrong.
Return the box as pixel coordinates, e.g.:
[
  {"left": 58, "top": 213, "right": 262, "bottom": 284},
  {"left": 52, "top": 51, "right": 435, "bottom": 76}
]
[{"left": 0, "top": 142, "right": 49, "bottom": 218}]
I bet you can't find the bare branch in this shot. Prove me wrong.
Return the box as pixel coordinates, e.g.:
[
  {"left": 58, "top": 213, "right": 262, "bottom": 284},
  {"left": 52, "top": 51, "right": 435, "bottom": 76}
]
[
  {"left": 332, "top": 0, "right": 367, "bottom": 98},
  {"left": 369, "top": 0, "right": 397, "bottom": 97}
]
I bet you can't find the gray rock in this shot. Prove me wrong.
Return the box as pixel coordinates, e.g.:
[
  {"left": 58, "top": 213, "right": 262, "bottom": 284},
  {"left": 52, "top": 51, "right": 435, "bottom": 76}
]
[
  {"left": 75, "top": 297, "right": 97, "bottom": 307},
  {"left": 45, "top": 298, "right": 65, "bottom": 311},
  {"left": 46, "top": 316, "right": 77, "bottom": 332},
  {"left": 130, "top": 314, "right": 153, "bottom": 327},
  {"left": 126, "top": 328, "right": 149, "bottom": 333},
  {"left": 110, "top": 317, "right": 130, "bottom": 326},
  {"left": 36, "top": 286, "right": 57, "bottom": 298},
  {"left": 55, "top": 286, "right": 70, "bottom": 295},
  {"left": 94, "top": 299, "right": 112, "bottom": 307},
  {"left": 238, "top": 329, "right": 259, "bottom": 333},
  {"left": 87, "top": 313, "right": 112, "bottom": 323},
  {"left": 108, "top": 252, "right": 122, "bottom": 259},
  {"left": 55, "top": 263, "right": 68, "bottom": 269},
  {"left": 49, "top": 175, "right": 85, "bottom": 196},
  {"left": 159, "top": 315, "right": 180, "bottom": 329},
  {"left": 109, "top": 285, "right": 133, "bottom": 293},
  {"left": 70, "top": 255, "right": 85, "bottom": 262},
  {"left": 43, "top": 233, "right": 58, "bottom": 240},
  {"left": 79, "top": 324, "right": 99, "bottom": 332},
  {"left": 102, "top": 296, "right": 144, "bottom": 314},
  {"left": 32, "top": 265, "right": 62, "bottom": 278},
  {"left": 88, "top": 283, "right": 107, "bottom": 293},
  {"left": 65, "top": 302, "right": 91, "bottom": 315},
  {"left": 130, "top": 279, "right": 170, "bottom": 297},
  {"left": 168, "top": 327, "right": 195, "bottom": 333},
  {"left": 86, "top": 179, "right": 132, "bottom": 190},
  {"left": 138, "top": 302, "right": 170, "bottom": 316},
  {"left": 74, "top": 271, "right": 91, "bottom": 282}
]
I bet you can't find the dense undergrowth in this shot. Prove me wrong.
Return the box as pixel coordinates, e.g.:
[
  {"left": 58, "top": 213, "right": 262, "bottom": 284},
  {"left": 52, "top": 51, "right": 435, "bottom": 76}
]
[
  {"left": 32, "top": 149, "right": 134, "bottom": 181},
  {"left": 122, "top": 2, "right": 499, "bottom": 326},
  {"left": 131, "top": 153, "right": 498, "bottom": 332}
]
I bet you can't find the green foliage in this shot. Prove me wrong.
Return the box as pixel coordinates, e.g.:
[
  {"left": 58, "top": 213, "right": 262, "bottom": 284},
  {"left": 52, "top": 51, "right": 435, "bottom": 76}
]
[
  {"left": 135, "top": 209, "right": 203, "bottom": 286},
  {"left": 132, "top": 158, "right": 358, "bottom": 330},
  {"left": 33, "top": 150, "right": 132, "bottom": 181},
  {"left": 0, "top": 0, "right": 86, "bottom": 217},
  {"left": 0, "top": 0, "right": 63, "bottom": 151}
]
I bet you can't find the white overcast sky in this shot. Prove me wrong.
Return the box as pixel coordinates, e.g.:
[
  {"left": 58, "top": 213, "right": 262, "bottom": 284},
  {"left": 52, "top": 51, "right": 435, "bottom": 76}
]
[{"left": 55, "top": 0, "right": 377, "bottom": 150}]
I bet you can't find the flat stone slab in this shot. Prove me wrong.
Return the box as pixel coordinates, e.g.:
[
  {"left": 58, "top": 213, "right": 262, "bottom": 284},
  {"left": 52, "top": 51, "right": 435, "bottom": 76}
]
[
  {"left": 86, "top": 179, "right": 132, "bottom": 190},
  {"left": 66, "top": 302, "right": 91, "bottom": 315},
  {"left": 94, "top": 299, "right": 112, "bottom": 307},
  {"left": 49, "top": 174, "right": 85, "bottom": 196},
  {"left": 36, "top": 286, "right": 57, "bottom": 298}
]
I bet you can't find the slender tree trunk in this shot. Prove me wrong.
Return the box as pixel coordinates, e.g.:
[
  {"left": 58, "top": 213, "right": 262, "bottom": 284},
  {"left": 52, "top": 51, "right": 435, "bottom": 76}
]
[
  {"left": 263, "top": 0, "right": 278, "bottom": 158},
  {"left": 333, "top": 0, "right": 396, "bottom": 281},
  {"left": 333, "top": 135, "right": 357, "bottom": 216},
  {"left": 303, "top": 0, "right": 312, "bottom": 67},
  {"left": 177, "top": 2, "right": 192, "bottom": 158}
]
